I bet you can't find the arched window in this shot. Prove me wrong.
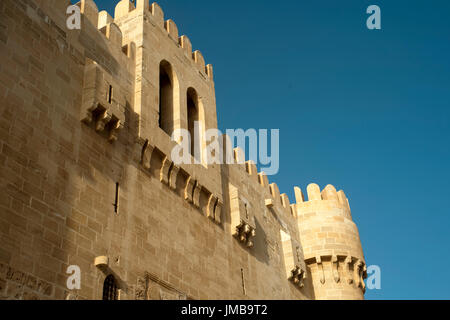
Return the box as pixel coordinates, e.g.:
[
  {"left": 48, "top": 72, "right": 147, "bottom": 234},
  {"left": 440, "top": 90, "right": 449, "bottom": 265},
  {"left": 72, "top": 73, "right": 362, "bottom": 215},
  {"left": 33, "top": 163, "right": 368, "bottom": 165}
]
[
  {"left": 103, "top": 275, "right": 118, "bottom": 300},
  {"left": 159, "top": 61, "right": 175, "bottom": 135},
  {"left": 187, "top": 88, "right": 200, "bottom": 162}
]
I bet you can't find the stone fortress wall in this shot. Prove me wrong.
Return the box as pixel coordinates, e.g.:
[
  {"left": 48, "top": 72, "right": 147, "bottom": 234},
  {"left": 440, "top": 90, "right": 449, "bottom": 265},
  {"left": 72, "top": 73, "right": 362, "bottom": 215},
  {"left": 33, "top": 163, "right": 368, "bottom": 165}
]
[{"left": 0, "top": 0, "right": 366, "bottom": 300}]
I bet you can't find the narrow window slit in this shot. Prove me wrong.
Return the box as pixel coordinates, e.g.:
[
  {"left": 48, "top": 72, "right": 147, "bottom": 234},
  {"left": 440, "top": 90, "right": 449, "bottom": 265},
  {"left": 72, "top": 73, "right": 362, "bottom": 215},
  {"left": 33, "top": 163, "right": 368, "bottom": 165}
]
[
  {"left": 241, "top": 268, "right": 246, "bottom": 296},
  {"left": 108, "top": 85, "right": 113, "bottom": 104},
  {"left": 244, "top": 203, "right": 249, "bottom": 220},
  {"left": 114, "top": 182, "right": 119, "bottom": 214}
]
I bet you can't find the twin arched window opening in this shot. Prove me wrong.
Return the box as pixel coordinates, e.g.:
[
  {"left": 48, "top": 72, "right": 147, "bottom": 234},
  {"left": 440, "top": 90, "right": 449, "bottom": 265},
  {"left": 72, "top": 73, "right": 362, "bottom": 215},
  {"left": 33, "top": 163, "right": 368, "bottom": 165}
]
[{"left": 159, "top": 61, "right": 202, "bottom": 162}]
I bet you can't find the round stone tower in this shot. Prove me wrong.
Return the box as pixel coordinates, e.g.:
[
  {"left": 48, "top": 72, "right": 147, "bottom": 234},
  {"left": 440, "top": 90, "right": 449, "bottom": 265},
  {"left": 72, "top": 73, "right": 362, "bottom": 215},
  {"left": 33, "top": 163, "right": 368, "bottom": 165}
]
[{"left": 293, "top": 184, "right": 366, "bottom": 300}]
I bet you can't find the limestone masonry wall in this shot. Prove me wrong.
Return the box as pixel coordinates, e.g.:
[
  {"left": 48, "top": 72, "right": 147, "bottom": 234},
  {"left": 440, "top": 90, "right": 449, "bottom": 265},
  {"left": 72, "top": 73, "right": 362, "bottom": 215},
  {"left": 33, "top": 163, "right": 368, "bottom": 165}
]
[{"left": 0, "top": 0, "right": 366, "bottom": 300}]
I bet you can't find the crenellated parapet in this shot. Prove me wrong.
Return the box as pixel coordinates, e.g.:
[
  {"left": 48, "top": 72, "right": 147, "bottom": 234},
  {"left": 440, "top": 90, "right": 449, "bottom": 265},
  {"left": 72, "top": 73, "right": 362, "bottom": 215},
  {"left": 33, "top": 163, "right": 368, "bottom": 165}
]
[
  {"left": 218, "top": 134, "right": 301, "bottom": 246},
  {"left": 1, "top": 0, "right": 368, "bottom": 301},
  {"left": 243, "top": 161, "right": 296, "bottom": 220},
  {"left": 295, "top": 184, "right": 352, "bottom": 220},
  {"left": 293, "top": 184, "right": 366, "bottom": 299},
  {"left": 223, "top": 144, "right": 296, "bottom": 221},
  {"left": 75, "top": 0, "right": 136, "bottom": 60},
  {"left": 112, "top": 0, "right": 214, "bottom": 82},
  {"left": 75, "top": 1, "right": 138, "bottom": 141},
  {"left": 293, "top": 183, "right": 363, "bottom": 258}
]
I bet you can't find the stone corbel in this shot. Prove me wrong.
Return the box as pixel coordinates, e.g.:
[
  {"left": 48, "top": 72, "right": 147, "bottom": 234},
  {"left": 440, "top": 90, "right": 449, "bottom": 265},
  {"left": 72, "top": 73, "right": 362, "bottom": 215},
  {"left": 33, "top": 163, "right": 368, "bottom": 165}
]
[
  {"left": 108, "top": 119, "right": 123, "bottom": 143},
  {"left": 234, "top": 221, "right": 256, "bottom": 248},
  {"left": 95, "top": 110, "right": 112, "bottom": 132},
  {"left": 332, "top": 255, "right": 340, "bottom": 283},
  {"left": 82, "top": 106, "right": 95, "bottom": 125},
  {"left": 169, "top": 165, "right": 179, "bottom": 190},
  {"left": 141, "top": 140, "right": 154, "bottom": 170},
  {"left": 214, "top": 200, "right": 222, "bottom": 224},
  {"left": 290, "top": 266, "right": 306, "bottom": 288},
  {"left": 354, "top": 260, "right": 363, "bottom": 288},
  {"left": 345, "top": 256, "right": 353, "bottom": 284},
  {"left": 360, "top": 264, "right": 367, "bottom": 292},
  {"left": 316, "top": 256, "right": 325, "bottom": 284},
  {"left": 160, "top": 157, "right": 173, "bottom": 185},
  {"left": 184, "top": 177, "right": 196, "bottom": 203},
  {"left": 206, "top": 195, "right": 222, "bottom": 224},
  {"left": 193, "top": 183, "right": 202, "bottom": 208},
  {"left": 207, "top": 195, "right": 217, "bottom": 220}
]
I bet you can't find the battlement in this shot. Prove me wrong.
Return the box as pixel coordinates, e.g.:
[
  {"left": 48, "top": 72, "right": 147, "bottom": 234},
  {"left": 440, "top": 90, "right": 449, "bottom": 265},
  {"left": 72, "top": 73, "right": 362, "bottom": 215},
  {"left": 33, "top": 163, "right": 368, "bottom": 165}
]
[
  {"left": 74, "top": 0, "right": 135, "bottom": 61},
  {"left": 294, "top": 184, "right": 352, "bottom": 221},
  {"left": 112, "top": 0, "right": 214, "bottom": 81},
  {"left": 293, "top": 183, "right": 365, "bottom": 299},
  {"left": 0, "top": 0, "right": 367, "bottom": 300},
  {"left": 221, "top": 141, "right": 297, "bottom": 221},
  {"left": 72, "top": 1, "right": 213, "bottom": 81},
  {"left": 31, "top": 1, "right": 354, "bottom": 227}
]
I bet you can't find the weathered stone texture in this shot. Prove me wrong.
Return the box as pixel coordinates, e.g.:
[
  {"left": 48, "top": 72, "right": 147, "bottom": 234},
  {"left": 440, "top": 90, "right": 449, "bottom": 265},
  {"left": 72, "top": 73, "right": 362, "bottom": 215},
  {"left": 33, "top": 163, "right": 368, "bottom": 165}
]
[{"left": 0, "top": 0, "right": 366, "bottom": 300}]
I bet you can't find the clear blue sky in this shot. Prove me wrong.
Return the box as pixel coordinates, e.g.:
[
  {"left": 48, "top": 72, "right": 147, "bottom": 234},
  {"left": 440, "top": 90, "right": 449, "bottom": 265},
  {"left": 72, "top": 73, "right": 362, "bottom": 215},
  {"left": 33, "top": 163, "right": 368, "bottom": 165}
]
[{"left": 89, "top": 0, "right": 450, "bottom": 299}]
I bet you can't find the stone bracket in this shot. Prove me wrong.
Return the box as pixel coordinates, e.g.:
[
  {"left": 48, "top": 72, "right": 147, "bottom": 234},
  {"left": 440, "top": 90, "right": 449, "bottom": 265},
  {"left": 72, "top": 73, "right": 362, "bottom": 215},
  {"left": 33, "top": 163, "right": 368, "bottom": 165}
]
[
  {"left": 233, "top": 220, "right": 256, "bottom": 248},
  {"left": 332, "top": 255, "right": 340, "bottom": 283},
  {"left": 345, "top": 256, "right": 353, "bottom": 284},
  {"left": 82, "top": 104, "right": 124, "bottom": 143},
  {"left": 193, "top": 183, "right": 202, "bottom": 208},
  {"left": 354, "top": 260, "right": 363, "bottom": 288},
  {"left": 169, "top": 165, "right": 179, "bottom": 190},
  {"left": 207, "top": 194, "right": 217, "bottom": 220},
  {"left": 305, "top": 255, "right": 366, "bottom": 290},
  {"left": 160, "top": 157, "right": 173, "bottom": 185},
  {"left": 184, "top": 177, "right": 196, "bottom": 203},
  {"left": 207, "top": 195, "right": 222, "bottom": 224},
  {"left": 316, "top": 256, "right": 325, "bottom": 284},
  {"left": 290, "top": 266, "right": 307, "bottom": 288},
  {"left": 214, "top": 200, "right": 222, "bottom": 224},
  {"left": 141, "top": 140, "right": 154, "bottom": 170}
]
